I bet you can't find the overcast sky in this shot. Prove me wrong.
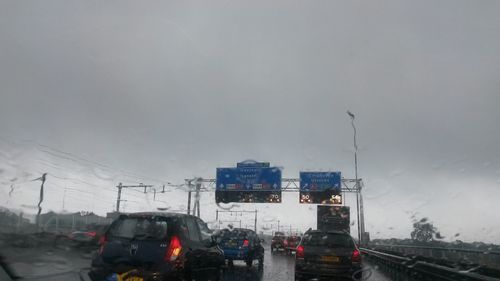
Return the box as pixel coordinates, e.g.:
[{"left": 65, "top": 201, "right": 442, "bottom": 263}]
[{"left": 1, "top": 0, "right": 500, "bottom": 243}]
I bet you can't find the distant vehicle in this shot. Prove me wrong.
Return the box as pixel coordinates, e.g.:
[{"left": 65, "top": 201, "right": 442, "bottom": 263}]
[
  {"left": 54, "top": 224, "right": 109, "bottom": 249},
  {"left": 89, "top": 212, "right": 225, "bottom": 281},
  {"left": 284, "top": 235, "right": 301, "bottom": 255},
  {"left": 317, "top": 206, "right": 350, "bottom": 233},
  {"left": 215, "top": 228, "right": 264, "bottom": 269},
  {"left": 295, "top": 230, "right": 362, "bottom": 281},
  {"left": 271, "top": 231, "right": 286, "bottom": 253}
]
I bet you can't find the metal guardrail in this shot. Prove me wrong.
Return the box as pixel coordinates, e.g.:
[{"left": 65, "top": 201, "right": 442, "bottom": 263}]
[
  {"left": 361, "top": 248, "right": 500, "bottom": 281},
  {"left": 368, "top": 244, "right": 500, "bottom": 271},
  {"left": 370, "top": 244, "right": 500, "bottom": 256}
]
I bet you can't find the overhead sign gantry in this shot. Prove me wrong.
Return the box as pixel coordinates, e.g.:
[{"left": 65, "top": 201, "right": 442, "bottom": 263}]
[
  {"left": 215, "top": 161, "right": 282, "bottom": 203},
  {"left": 299, "top": 172, "right": 342, "bottom": 204}
]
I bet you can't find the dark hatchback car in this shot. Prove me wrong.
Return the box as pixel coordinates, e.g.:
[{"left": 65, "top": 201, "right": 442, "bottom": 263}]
[
  {"left": 89, "top": 212, "right": 225, "bottom": 281},
  {"left": 215, "top": 228, "right": 264, "bottom": 269},
  {"left": 295, "top": 230, "right": 362, "bottom": 281}
]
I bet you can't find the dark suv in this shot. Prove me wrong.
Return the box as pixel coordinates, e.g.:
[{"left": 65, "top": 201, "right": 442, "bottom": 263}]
[
  {"left": 215, "top": 228, "right": 264, "bottom": 269},
  {"left": 89, "top": 212, "right": 225, "bottom": 281},
  {"left": 284, "top": 235, "right": 301, "bottom": 255},
  {"left": 295, "top": 230, "right": 362, "bottom": 281},
  {"left": 270, "top": 231, "right": 286, "bottom": 253}
]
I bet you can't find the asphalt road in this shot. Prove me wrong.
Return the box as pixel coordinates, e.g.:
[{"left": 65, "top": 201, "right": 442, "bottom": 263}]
[
  {"left": 1, "top": 243, "right": 392, "bottom": 281},
  {"left": 223, "top": 248, "right": 392, "bottom": 281}
]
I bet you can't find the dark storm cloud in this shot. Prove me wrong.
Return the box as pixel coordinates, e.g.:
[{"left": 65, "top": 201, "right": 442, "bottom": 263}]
[{"left": 1, "top": 0, "right": 499, "bottom": 242}]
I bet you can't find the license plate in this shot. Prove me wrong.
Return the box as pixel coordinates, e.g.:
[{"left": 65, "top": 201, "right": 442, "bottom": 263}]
[
  {"left": 123, "top": 277, "right": 143, "bottom": 281},
  {"left": 321, "top": 256, "right": 340, "bottom": 263},
  {"left": 117, "top": 271, "right": 144, "bottom": 281}
]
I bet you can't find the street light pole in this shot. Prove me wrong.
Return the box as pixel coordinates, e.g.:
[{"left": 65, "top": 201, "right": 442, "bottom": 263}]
[{"left": 347, "top": 111, "right": 363, "bottom": 244}]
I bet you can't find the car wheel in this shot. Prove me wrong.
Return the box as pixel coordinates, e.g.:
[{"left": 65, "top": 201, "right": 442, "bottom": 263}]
[
  {"left": 258, "top": 256, "right": 264, "bottom": 270},
  {"left": 214, "top": 267, "right": 224, "bottom": 281},
  {"left": 294, "top": 274, "right": 305, "bottom": 281}
]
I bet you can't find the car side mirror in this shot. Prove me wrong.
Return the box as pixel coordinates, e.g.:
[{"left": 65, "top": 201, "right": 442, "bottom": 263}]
[{"left": 209, "top": 235, "right": 220, "bottom": 246}]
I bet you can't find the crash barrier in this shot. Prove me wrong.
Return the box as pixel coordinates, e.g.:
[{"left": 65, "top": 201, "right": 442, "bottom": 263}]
[
  {"left": 368, "top": 244, "right": 500, "bottom": 270},
  {"left": 360, "top": 248, "right": 500, "bottom": 281}
]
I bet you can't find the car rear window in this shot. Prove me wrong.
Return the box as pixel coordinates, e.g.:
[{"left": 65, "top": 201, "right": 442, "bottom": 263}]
[
  {"left": 218, "top": 229, "right": 251, "bottom": 239},
  {"left": 302, "top": 232, "right": 354, "bottom": 248},
  {"left": 108, "top": 216, "right": 168, "bottom": 240}
]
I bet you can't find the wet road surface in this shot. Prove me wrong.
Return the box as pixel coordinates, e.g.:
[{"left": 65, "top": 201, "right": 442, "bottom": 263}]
[
  {"left": 223, "top": 247, "right": 392, "bottom": 281},
  {"left": 1, "top": 243, "right": 392, "bottom": 280}
]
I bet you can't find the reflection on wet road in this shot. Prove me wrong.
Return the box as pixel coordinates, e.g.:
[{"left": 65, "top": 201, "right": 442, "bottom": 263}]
[
  {"left": 223, "top": 247, "right": 392, "bottom": 281},
  {"left": 1, "top": 241, "right": 392, "bottom": 281}
]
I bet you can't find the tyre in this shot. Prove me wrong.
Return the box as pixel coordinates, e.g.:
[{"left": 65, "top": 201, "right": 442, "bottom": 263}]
[
  {"left": 258, "top": 256, "right": 264, "bottom": 270},
  {"left": 214, "top": 267, "right": 224, "bottom": 281}
]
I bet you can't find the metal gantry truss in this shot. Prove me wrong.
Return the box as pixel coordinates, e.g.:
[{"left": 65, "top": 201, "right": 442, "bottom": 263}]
[
  {"left": 186, "top": 177, "right": 362, "bottom": 193},
  {"left": 184, "top": 177, "right": 364, "bottom": 235}
]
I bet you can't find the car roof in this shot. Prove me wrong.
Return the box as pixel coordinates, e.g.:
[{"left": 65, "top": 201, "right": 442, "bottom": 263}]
[
  {"left": 306, "top": 230, "right": 351, "bottom": 236},
  {"left": 119, "top": 212, "right": 194, "bottom": 219},
  {"left": 220, "top": 228, "right": 254, "bottom": 233}
]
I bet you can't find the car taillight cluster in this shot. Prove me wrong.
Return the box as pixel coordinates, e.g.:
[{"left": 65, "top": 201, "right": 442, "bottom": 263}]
[
  {"left": 98, "top": 235, "right": 107, "bottom": 255},
  {"left": 86, "top": 231, "right": 97, "bottom": 237},
  {"left": 242, "top": 239, "right": 249, "bottom": 247},
  {"left": 165, "top": 236, "right": 182, "bottom": 261},
  {"left": 351, "top": 249, "right": 361, "bottom": 263},
  {"left": 296, "top": 245, "right": 304, "bottom": 259}
]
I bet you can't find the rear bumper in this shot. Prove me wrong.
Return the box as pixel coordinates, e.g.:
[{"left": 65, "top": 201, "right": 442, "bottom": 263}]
[
  {"left": 90, "top": 257, "right": 179, "bottom": 281},
  {"left": 221, "top": 248, "right": 251, "bottom": 260},
  {"left": 295, "top": 264, "right": 362, "bottom": 279},
  {"left": 271, "top": 244, "right": 285, "bottom": 249}
]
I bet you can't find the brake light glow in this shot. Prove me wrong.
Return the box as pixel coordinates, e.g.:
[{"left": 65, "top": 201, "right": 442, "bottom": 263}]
[
  {"left": 98, "top": 235, "right": 107, "bottom": 255},
  {"left": 351, "top": 249, "right": 361, "bottom": 263},
  {"left": 296, "top": 245, "right": 304, "bottom": 259},
  {"left": 165, "top": 236, "right": 182, "bottom": 261},
  {"left": 242, "top": 239, "right": 249, "bottom": 247},
  {"left": 86, "top": 231, "right": 97, "bottom": 237}
]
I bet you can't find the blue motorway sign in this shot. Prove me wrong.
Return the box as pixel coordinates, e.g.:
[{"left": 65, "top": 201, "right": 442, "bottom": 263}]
[
  {"left": 300, "top": 172, "right": 341, "bottom": 191},
  {"left": 216, "top": 167, "right": 282, "bottom": 191}
]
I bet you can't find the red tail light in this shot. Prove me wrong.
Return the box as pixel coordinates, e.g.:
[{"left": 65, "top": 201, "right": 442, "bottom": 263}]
[
  {"left": 296, "top": 245, "right": 304, "bottom": 259},
  {"left": 98, "top": 235, "right": 107, "bottom": 255},
  {"left": 242, "top": 239, "right": 249, "bottom": 247},
  {"left": 86, "top": 231, "right": 97, "bottom": 237},
  {"left": 351, "top": 249, "right": 361, "bottom": 263},
  {"left": 165, "top": 236, "right": 182, "bottom": 261}
]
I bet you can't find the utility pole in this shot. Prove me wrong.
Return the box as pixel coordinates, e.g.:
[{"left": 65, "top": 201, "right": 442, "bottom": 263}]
[
  {"left": 254, "top": 210, "right": 258, "bottom": 232},
  {"left": 34, "top": 173, "right": 47, "bottom": 230},
  {"left": 347, "top": 110, "right": 365, "bottom": 245},
  {"left": 194, "top": 178, "right": 201, "bottom": 217},
  {"left": 116, "top": 183, "right": 153, "bottom": 213},
  {"left": 278, "top": 220, "right": 280, "bottom": 232},
  {"left": 116, "top": 183, "right": 123, "bottom": 212},
  {"left": 186, "top": 179, "right": 194, "bottom": 215}
]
